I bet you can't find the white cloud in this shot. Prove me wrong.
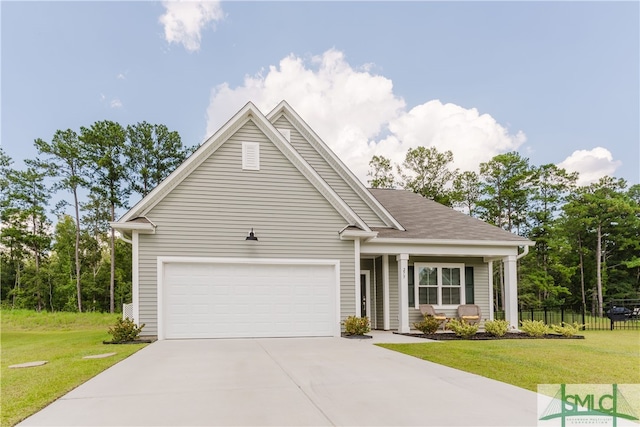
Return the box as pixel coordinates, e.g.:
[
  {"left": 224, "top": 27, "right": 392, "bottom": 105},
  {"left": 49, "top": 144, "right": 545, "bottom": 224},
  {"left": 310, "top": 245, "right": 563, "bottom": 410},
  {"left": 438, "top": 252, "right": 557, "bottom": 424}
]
[
  {"left": 205, "top": 49, "right": 527, "bottom": 183},
  {"left": 159, "top": 0, "right": 224, "bottom": 52},
  {"left": 110, "top": 98, "right": 123, "bottom": 109},
  {"left": 557, "top": 147, "right": 621, "bottom": 186},
  {"left": 386, "top": 100, "right": 526, "bottom": 173}
]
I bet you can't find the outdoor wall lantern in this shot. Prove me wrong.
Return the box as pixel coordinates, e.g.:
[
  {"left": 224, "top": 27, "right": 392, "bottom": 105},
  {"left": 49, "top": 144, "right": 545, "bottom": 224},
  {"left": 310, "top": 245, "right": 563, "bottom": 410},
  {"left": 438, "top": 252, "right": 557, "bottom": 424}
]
[{"left": 245, "top": 228, "right": 258, "bottom": 241}]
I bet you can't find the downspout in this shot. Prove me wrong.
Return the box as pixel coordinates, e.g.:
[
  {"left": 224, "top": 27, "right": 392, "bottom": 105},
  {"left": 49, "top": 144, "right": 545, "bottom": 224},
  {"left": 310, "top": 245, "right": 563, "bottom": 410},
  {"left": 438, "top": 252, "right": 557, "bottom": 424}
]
[
  {"left": 354, "top": 238, "right": 361, "bottom": 317},
  {"left": 132, "top": 231, "right": 140, "bottom": 325},
  {"left": 119, "top": 232, "right": 133, "bottom": 245},
  {"left": 511, "top": 244, "right": 530, "bottom": 331},
  {"left": 516, "top": 244, "right": 529, "bottom": 260},
  {"left": 111, "top": 229, "right": 135, "bottom": 323}
]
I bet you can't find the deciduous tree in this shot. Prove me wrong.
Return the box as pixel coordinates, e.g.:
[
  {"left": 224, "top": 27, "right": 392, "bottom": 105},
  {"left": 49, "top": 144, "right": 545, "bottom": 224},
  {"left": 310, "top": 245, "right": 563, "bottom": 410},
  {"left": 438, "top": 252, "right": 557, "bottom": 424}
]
[
  {"left": 367, "top": 155, "right": 396, "bottom": 189},
  {"left": 399, "top": 146, "right": 458, "bottom": 206},
  {"left": 561, "top": 177, "right": 638, "bottom": 316},
  {"left": 452, "top": 170, "right": 481, "bottom": 216}
]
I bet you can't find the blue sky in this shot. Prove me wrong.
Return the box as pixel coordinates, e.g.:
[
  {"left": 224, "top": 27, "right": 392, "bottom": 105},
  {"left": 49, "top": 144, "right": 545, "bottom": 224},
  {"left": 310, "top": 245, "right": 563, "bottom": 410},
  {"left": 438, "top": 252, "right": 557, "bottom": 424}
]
[{"left": 2, "top": 1, "right": 639, "bottom": 195}]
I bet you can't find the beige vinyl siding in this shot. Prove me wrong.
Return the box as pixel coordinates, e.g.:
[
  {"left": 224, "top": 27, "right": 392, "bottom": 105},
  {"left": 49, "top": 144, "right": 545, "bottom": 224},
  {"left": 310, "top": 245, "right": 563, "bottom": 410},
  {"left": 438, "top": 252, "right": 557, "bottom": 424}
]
[
  {"left": 138, "top": 119, "right": 355, "bottom": 335},
  {"left": 273, "top": 116, "right": 388, "bottom": 228},
  {"left": 471, "top": 262, "right": 490, "bottom": 323},
  {"left": 374, "top": 257, "right": 384, "bottom": 329},
  {"left": 407, "top": 257, "right": 490, "bottom": 327},
  {"left": 388, "top": 261, "right": 399, "bottom": 330}
]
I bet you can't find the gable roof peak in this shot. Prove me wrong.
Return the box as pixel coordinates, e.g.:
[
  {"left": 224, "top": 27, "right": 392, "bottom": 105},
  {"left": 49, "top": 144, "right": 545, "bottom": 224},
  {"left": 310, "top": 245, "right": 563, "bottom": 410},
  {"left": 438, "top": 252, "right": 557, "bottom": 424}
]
[
  {"left": 266, "top": 101, "right": 405, "bottom": 231},
  {"left": 115, "top": 100, "right": 370, "bottom": 232}
]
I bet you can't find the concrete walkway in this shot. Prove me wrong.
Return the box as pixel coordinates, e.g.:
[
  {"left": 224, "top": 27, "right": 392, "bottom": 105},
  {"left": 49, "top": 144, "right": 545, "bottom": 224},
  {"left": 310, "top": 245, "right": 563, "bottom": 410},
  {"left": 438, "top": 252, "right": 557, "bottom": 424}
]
[{"left": 20, "top": 333, "right": 539, "bottom": 426}]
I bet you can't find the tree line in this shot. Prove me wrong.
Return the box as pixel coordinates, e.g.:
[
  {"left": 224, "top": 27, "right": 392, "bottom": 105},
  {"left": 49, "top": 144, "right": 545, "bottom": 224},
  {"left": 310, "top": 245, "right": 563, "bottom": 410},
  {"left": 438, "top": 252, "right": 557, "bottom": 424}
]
[
  {"left": 1, "top": 121, "right": 194, "bottom": 313},
  {"left": 2, "top": 126, "right": 638, "bottom": 317},
  {"left": 368, "top": 148, "right": 640, "bottom": 316}
]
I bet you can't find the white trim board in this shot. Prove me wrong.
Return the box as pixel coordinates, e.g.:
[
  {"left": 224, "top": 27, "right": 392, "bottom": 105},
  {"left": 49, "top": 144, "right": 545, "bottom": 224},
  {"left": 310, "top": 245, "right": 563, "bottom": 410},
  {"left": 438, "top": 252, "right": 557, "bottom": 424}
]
[{"left": 360, "top": 242, "right": 523, "bottom": 257}]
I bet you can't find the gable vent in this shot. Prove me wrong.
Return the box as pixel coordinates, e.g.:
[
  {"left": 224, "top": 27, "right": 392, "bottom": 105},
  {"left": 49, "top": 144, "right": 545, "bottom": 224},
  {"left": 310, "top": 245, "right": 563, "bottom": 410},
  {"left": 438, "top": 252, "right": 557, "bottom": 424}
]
[{"left": 242, "top": 142, "right": 260, "bottom": 170}]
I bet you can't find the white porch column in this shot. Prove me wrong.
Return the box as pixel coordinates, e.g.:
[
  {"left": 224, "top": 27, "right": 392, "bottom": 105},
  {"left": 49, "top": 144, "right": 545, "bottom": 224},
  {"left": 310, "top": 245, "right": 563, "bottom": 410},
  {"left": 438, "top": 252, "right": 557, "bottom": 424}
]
[
  {"left": 354, "top": 239, "right": 361, "bottom": 317},
  {"left": 503, "top": 255, "right": 518, "bottom": 329},
  {"left": 382, "top": 255, "right": 390, "bottom": 330},
  {"left": 487, "top": 260, "right": 494, "bottom": 321},
  {"left": 396, "top": 253, "right": 410, "bottom": 333},
  {"left": 132, "top": 231, "right": 140, "bottom": 325}
]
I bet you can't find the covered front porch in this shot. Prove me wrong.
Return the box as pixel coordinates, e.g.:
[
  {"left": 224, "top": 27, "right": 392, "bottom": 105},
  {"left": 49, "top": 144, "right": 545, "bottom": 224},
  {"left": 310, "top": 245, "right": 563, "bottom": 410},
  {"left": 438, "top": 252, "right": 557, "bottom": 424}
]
[{"left": 354, "top": 241, "right": 530, "bottom": 333}]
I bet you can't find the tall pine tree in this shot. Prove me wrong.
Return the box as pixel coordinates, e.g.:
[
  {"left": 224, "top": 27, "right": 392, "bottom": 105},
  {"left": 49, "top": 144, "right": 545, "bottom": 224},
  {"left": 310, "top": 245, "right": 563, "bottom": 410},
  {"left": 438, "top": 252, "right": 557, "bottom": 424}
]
[{"left": 80, "top": 121, "right": 129, "bottom": 313}]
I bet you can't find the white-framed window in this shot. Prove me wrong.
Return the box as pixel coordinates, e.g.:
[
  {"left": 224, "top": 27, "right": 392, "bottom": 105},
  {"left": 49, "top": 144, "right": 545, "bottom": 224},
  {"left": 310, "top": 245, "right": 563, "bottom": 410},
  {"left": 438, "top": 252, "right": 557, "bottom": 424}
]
[
  {"left": 414, "top": 263, "right": 465, "bottom": 308},
  {"left": 242, "top": 142, "right": 260, "bottom": 170}
]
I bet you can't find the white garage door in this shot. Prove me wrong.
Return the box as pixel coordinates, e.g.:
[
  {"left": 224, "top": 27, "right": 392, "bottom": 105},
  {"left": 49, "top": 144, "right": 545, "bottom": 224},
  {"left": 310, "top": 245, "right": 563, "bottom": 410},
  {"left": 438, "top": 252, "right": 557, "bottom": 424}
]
[{"left": 161, "top": 260, "right": 338, "bottom": 339}]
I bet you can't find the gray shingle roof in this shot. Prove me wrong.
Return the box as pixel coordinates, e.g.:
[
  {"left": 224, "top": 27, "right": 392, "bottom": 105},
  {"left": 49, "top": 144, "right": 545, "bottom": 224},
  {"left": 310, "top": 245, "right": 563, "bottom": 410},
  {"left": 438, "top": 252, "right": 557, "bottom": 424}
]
[{"left": 368, "top": 188, "right": 531, "bottom": 243}]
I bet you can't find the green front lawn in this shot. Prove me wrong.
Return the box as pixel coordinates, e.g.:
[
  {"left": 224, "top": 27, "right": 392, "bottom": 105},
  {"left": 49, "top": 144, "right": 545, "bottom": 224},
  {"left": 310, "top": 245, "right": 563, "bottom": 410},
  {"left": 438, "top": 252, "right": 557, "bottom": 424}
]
[
  {"left": 1, "top": 310, "right": 148, "bottom": 427},
  {"left": 378, "top": 330, "right": 640, "bottom": 391}
]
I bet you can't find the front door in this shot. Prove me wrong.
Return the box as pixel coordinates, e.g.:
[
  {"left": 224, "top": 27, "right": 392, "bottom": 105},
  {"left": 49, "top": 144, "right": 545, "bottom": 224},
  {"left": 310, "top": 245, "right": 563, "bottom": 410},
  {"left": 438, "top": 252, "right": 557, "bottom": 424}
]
[
  {"left": 361, "top": 274, "right": 367, "bottom": 317},
  {"left": 360, "top": 270, "right": 371, "bottom": 321}
]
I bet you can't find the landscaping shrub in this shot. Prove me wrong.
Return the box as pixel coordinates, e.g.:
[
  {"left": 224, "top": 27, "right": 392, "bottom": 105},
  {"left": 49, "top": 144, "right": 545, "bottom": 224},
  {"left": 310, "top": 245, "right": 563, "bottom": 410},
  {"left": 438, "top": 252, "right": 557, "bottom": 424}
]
[
  {"left": 484, "top": 319, "right": 510, "bottom": 337},
  {"left": 107, "top": 317, "right": 145, "bottom": 343},
  {"left": 413, "top": 315, "right": 441, "bottom": 334},
  {"left": 520, "top": 319, "right": 550, "bottom": 337},
  {"left": 446, "top": 319, "right": 478, "bottom": 339},
  {"left": 342, "top": 316, "right": 370, "bottom": 335},
  {"left": 551, "top": 322, "right": 584, "bottom": 337}
]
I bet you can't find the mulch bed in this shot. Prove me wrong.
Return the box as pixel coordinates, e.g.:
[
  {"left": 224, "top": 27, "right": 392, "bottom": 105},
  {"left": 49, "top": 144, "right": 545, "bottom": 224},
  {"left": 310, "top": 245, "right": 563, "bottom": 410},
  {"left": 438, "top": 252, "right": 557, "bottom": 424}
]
[
  {"left": 341, "top": 333, "right": 373, "bottom": 339},
  {"left": 395, "top": 332, "right": 585, "bottom": 340},
  {"left": 103, "top": 339, "right": 155, "bottom": 344}
]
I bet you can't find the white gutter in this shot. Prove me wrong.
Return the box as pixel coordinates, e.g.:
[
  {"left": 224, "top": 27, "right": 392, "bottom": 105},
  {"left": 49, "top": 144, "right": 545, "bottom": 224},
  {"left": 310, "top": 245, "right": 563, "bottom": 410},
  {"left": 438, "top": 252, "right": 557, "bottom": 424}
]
[
  {"left": 109, "top": 221, "right": 156, "bottom": 234},
  {"left": 369, "top": 237, "right": 535, "bottom": 247}
]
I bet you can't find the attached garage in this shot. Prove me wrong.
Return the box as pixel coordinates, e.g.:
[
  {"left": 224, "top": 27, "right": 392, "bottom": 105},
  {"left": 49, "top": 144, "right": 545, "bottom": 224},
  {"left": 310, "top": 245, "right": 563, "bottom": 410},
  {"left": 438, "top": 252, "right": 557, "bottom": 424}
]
[{"left": 158, "top": 258, "right": 340, "bottom": 339}]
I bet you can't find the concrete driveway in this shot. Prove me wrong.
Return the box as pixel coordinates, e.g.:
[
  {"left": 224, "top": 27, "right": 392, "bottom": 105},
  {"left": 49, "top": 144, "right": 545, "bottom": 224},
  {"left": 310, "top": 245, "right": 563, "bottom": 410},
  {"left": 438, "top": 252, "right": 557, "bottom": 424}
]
[{"left": 20, "top": 332, "right": 539, "bottom": 426}]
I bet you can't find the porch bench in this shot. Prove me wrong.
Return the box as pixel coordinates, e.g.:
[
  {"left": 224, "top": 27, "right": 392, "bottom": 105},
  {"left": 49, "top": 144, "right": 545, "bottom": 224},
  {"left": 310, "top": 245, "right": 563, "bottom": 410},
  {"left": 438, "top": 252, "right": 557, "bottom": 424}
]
[
  {"left": 457, "top": 304, "right": 482, "bottom": 325},
  {"left": 419, "top": 304, "right": 448, "bottom": 331}
]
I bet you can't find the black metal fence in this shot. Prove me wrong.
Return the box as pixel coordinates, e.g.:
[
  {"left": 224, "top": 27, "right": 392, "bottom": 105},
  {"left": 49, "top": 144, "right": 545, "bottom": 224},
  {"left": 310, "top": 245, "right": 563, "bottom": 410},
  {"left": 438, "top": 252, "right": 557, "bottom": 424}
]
[{"left": 495, "top": 299, "right": 640, "bottom": 331}]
